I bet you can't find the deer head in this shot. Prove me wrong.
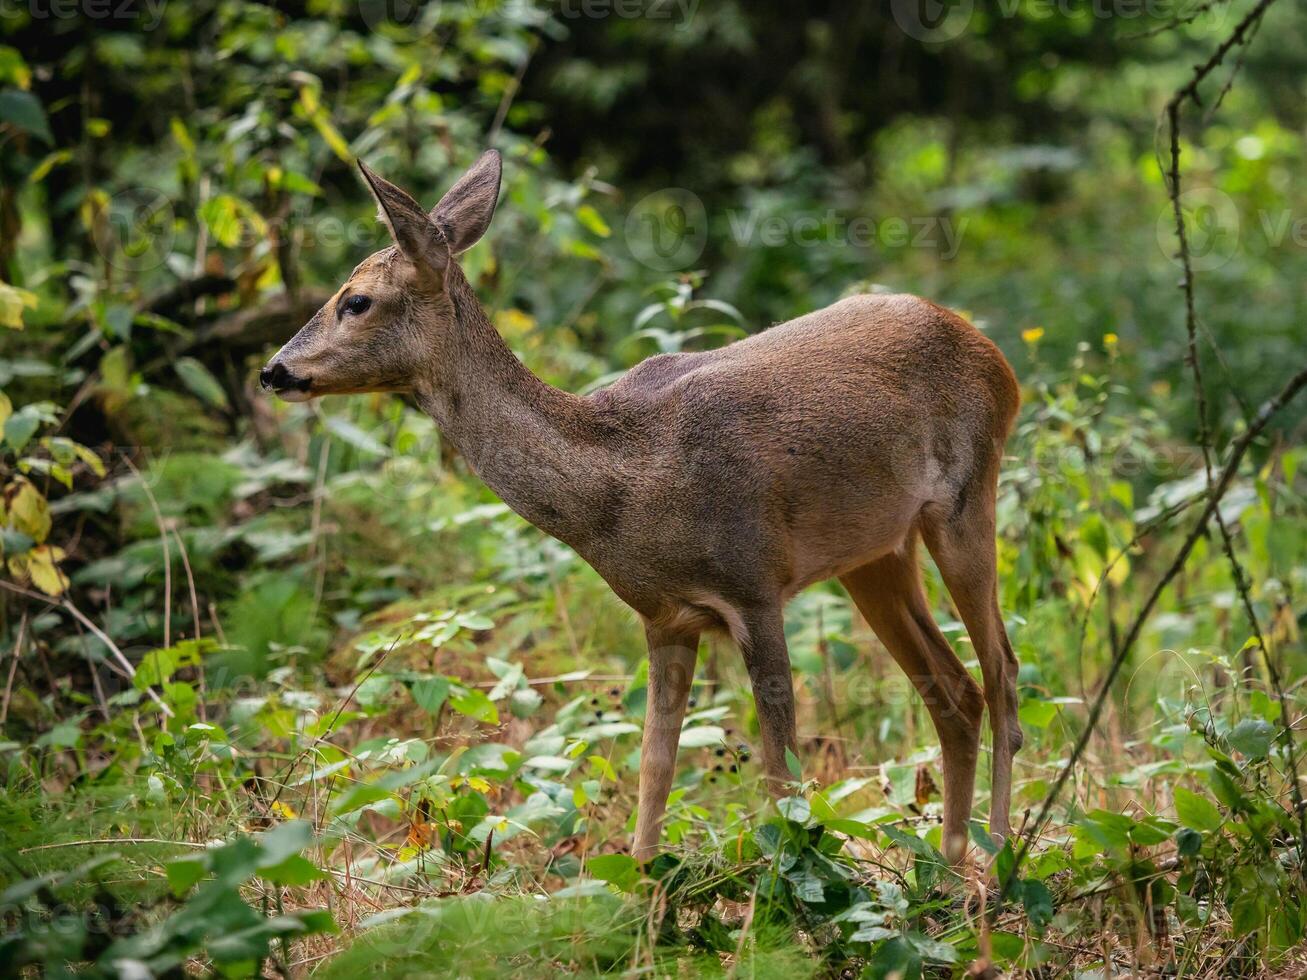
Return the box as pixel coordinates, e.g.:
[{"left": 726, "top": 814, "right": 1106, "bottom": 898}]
[{"left": 260, "top": 149, "right": 502, "bottom": 401}]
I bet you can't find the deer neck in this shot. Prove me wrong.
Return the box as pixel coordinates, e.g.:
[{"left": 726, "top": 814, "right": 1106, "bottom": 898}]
[{"left": 414, "top": 271, "right": 614, "bottom": 549}]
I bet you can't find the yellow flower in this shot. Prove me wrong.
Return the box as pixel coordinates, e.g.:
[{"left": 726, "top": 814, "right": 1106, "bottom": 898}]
[
  {"left": 1104, "top": 332, "right": 1119, "bottom": 347},
  {"left": 1021, "top": 327, "right": 1045, "bottom": 344},
  {"left": 496, "top": 308, "right": 536, "bottom": 337}
]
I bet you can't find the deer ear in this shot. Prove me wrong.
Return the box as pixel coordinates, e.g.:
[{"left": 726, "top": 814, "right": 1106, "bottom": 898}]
[
  {"left": 431, "top": 149, "right": 502, "bottom": 255},
  {"left": 358, "top": 160, "right": 449, "bottom": 276}
]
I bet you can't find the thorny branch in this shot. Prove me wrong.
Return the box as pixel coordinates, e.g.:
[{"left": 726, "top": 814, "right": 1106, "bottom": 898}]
[
  {"left": 1163, "top": 0, "right": 1305, "bottom": 851},
  {"left": 1000, "top": 0, "right": 1299, "bottom": 904},
  {"left": 1002, "top": 363, "right": 1307, "bottom": 901}
]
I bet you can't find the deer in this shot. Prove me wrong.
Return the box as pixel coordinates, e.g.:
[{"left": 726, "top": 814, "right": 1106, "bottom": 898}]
[{"left": 260, "top": 148, "right": 1022, "bottom": 865}]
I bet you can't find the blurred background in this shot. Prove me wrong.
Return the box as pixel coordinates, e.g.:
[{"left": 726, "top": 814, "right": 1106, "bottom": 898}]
[{"left": 5, "top": 0, "right": 1306, "bottom": 427}]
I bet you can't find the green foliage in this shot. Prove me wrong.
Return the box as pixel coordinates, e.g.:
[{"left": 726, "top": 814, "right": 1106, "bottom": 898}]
[
  {"left": 1, "top": 0, "right": 1305, "bottom": 975},
  {"left": 0, "top": 823, "right": 333, "bottom": 978}
]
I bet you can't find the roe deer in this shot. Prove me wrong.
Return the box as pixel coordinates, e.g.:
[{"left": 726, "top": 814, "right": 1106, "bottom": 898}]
[{"left": 261, "top": 149, "right": 1022, "bottom": 863}]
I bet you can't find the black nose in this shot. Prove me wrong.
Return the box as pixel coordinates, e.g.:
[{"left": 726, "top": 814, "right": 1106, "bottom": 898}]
[{"left": 260, "top": 361, "right": 291, "bottom": 390}]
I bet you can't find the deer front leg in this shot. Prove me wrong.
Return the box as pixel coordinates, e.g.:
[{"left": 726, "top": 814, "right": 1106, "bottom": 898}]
[
  {"left": 738, "top": 606, "right": 798, "bottom": 798},
  {"left": 633, "top": 623, "right": 699, "bottom": 863}
]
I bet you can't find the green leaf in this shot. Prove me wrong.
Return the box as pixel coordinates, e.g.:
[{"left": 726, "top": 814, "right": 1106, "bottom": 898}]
[
  {"left": 1230, "top": 889, "right": 1265, "bottom": 937},
  {"left": 408, "top": 675, "right": 451, "bottom": 714},
  {"left": 0, "top": 88, "right": 52, "bottom": 143},
  {"left": 575, "top": 204, "right": 611, "bottom": 238},
  {"left": 174, "top": 356, "right": 229, "bottom": 409},
  {"left": 1174, "top": 786, "right": 1223, "bottom": 832},
  {"left": 4, "top": 408, "right": 40, "bottom": 452},
  {"left": 970, "top": 819, "right": 1001, "bottom": 855},
  {"left": 0, "top": 47, "right": 31, "bottom": 89},
  {"left": 864, "top": 936, "right": 919, "bottom": 978},
  {"left": 1017, "top": 878, "right": 1054, "bottom": 929},
  {"left": 258, "top": 854, "right": 327, "bottom": 887},
  {"left": 1018, "top": 699, "right": 1059, "bottom": 729},
  {"left": 1175, "top": 826, "right": 1202, "bottom": 857},
  {"left": 199, "top": 194, "right": 244, "bottom": 248},
  {"left": 323, "top": 416, "right": 390, "bottom": 456},
  {"left": 0, "top": 527, "right": 33, "bottom": 556},
  {"left": 777, "top": 796, "right": 811, "bottom": 825},
  {"left": 995, "top": 838, "right": 1016, "bottom": 885},
  {"left": 989, "top": 931, "right": 1027, "bottom": 963},
  {"left": 254, "top": 820, "right": 315, "bottom": 868},
  {"left": 1227, "top": 717, "right": 1275, "bottom": 759},
  {"left": 165, "top": 855, "right": 208, "bottom": 896},
  {"left": 785, "top": 746, "right": 802, "bottom": 781},
  {"left": 1208, "top": 764, "right": 1248, "bottom": 810},
  {"left": 907, "top": 931, "right": 958, "bottom": 963},
  {"left": 330, "top": 760, "right": 440, "bottom": 817},
  {"left": 587, "top": 853, "right": 639, "bottom": 891},
  {"left": 135, "top": 639, "right": 210, "bottom": 690},
  {"left": 677, "top": 724, "right": 725, "bottom": 748},
  {"left": 449, "top": 687, "right": 498, "bottom": 724}
]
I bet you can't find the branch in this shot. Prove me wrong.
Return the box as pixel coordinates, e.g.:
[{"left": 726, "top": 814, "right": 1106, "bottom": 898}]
[
  {"left": 1164, "top": 0, "right": 1303, "bottom": 852},
  {"left": 1001, "top": 362, "right": 1307, "bottom": 901}
]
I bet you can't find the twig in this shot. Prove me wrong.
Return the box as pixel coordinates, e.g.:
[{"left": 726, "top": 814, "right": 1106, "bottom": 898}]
[
  {"left": 19, "top": 838, "right": 206, "bottom": 853},
  {"left": 487, "top": 37, "right": 536, "bottom": 145},
  {"left": 172, "top": 527, "right": 207, "bottom": 722},
  {"left": 1203, "top": 12, "right": 1264, "bottom": 121},
  {"left": 997, "top": 0, "right": 1292, "bottom": 904},
  {"left": 0, "top": 614, "right": 27, "bottom": 725},
  {"left": 59, "top": 595, "right": 174, "bottom": 718},
  {"left": 1163, "top": 0, "right": 1304, "bottom": 850},
  {"left": 266, "top": 634, "right": 403, "bottom": 810},
  {"left": 0, "top": 579, "right": 173, "bottom": 718},
  {"left": 1167, "top": 0, "right": 1277, "bottom": 108},
  {"left": 1123, "top": 0, "right": 1233, "bottom": 39},
  {"left": 1001, "top": 363, "right": 1307, "bottom": 901},
  {"left": 123, "top": 457, "right": 172, "bottom": 649}
]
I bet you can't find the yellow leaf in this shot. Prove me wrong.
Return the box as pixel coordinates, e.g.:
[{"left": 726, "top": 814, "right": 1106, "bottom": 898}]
[
  {"left": 71, "top": 442, "right": 106, "bottom": 478},
  {"left": 28, "top": 149, "right": 72, "bottom": 184},
  {"left": 576, "top": 204, "right": 611, "bottom": 238},
  {"left": 170, "top": 117, "right": 195, "bottom": 155},
  {"left": 8, "top": 479, "right": 51, "bottom": 543},
  {"left": 0, "top": 281, "right": 37, "bottom": 330},
  {"left": 297, "top": 82, "right": 320, "bottom": 116},
  {"left": 80, "top": 188, "right": 110, "bottom": 236},
  {"left": 270, "top": 801, "right": 297, "bottom": 819},
  {"left": 0, "top": 390, "right": 10, "bottom": 429},
  {"left": 496, "top": 308, "right": 535, "bottom": 338},
  {"left": 397, "top": 63, "right": 422, "bottom": 88},
  {"left": 1021, "top": 326, "right": 1045, "bottom": 344},
  {"left": 15, "top": 545, "right": 68, "bottom": 596},
  {"left": 311, "top": 113, "right": 353, "bottom": 164}
]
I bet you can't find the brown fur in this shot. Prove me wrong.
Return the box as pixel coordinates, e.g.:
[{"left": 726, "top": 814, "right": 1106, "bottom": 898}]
[{"left": 263, "top": 150, "right": 1022, "bottom": 863}]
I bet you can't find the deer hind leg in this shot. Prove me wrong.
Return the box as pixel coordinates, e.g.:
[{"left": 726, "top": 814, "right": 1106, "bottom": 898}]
[
  {"left": 841, "top": 542, "right": 984, "bottom": 863},
  {"left": 921, "top": 464, "right": 1022, "bottom": 844},
  {"left": 634, "top": 623, "right": 699, "bottom": 863},
  {"left": 735, "top": 605, "right": 798, "bottom": 798}
]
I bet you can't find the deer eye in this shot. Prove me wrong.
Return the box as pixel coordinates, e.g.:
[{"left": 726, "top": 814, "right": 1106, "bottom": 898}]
[{"left": 343, "top": 295, "right": 372, "bottom": 316}]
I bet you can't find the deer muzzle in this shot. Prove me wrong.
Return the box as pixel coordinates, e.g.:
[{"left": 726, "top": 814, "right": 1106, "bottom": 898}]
[{"left": 259, "top": 360, "right": 313, "bottom": 402}]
